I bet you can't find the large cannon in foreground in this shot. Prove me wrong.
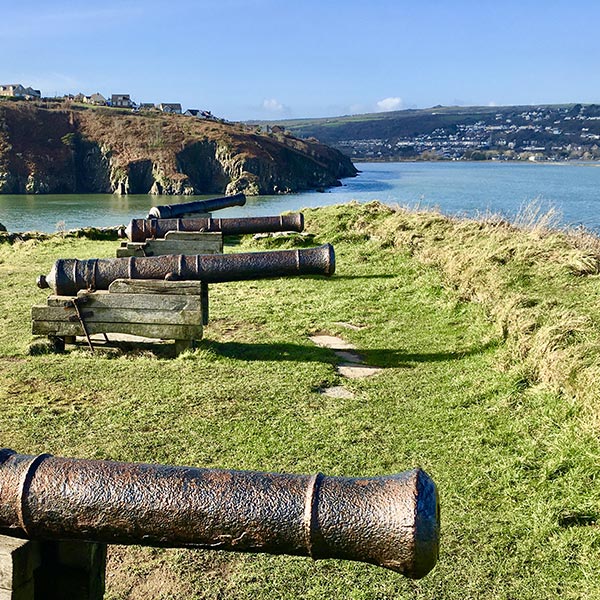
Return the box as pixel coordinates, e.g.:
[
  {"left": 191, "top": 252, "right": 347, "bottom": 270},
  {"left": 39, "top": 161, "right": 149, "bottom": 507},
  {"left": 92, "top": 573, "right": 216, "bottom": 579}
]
[
  {"left": 147, "top": 192, "right": 246, "bottom": 219},
  {"left": 37, "top": 244, "right": 335, "bottom": 296},
  {"left": 0, "top": 449, "right": 440, "bottom": 578},
  {"left": 122, "top": 214, "right": 304, "bottom": 242}
]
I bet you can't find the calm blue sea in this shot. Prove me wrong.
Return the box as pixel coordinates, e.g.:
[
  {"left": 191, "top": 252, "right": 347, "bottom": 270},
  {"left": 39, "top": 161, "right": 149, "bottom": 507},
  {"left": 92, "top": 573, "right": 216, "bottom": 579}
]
[{"left": 1, "top": 161, "right": 599, "bottom": 233}]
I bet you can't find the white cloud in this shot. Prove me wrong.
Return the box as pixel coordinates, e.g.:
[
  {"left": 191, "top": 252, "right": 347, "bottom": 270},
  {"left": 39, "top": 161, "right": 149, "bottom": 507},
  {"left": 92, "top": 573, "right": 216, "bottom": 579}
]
[
  {"left": 376, "top": 97, "right": 403, "bottom": 112},
  {"left": 262, "top": 98, "right": 286, "bottom": 113}
]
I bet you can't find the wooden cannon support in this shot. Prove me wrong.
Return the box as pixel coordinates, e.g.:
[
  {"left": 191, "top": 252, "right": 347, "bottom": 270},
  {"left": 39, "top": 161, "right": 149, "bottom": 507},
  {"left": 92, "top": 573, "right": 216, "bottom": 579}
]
[
  {"left": 31, "top": 279, "right": 207, "bottom": 355},
  {"left": 0, "top": 535, "right": 106, "bottom": 600},
  {"left": 116, "top": 230, "right": 223, "bottom": 258},
  {"left": 32, "top": 232, "right": 223, "bottom": 355}
]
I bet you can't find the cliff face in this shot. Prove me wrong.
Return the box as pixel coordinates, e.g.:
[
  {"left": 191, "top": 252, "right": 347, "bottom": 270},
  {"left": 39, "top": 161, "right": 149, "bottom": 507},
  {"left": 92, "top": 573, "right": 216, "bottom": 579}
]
[{"left": 0, "top": 103, "right": 357, "bottom": 195}]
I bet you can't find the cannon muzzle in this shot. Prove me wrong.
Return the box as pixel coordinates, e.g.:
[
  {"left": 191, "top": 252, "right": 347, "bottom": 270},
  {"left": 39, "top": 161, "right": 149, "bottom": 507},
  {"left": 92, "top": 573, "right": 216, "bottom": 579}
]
[
  {"left": 37, "top": 244, "right": 335, "bottom": 295},
  {"left": 147, "top": 193, "right": 246, "bottom": 219},
  {"left": 0, "top": 449, "right": 439, "bottom": 578},
  {"left": 124, "top": 214, "right": 304, "bottom": 242}
]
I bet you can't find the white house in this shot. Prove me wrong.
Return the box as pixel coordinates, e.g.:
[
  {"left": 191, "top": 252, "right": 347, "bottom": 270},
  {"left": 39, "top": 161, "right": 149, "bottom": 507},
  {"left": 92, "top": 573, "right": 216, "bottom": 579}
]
[
  {"left": 0, "top": 84, "right": 41, "bottom": 99},
  {"left": 111, "top": 94, "right": 134, "bottom": 108},
  {"left": 158, "top": 103, "right": 182, "bottom": 114},
  {"left": 84, "top": 93, "right": 107, "bottom": 106}
]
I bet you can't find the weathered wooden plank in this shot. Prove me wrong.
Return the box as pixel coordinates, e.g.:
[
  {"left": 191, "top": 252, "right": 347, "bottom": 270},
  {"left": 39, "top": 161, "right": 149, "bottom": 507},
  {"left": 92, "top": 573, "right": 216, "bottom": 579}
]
[
  {"left": 163, "top": 230, "right": 223, "bottom": 243},
  {"left": 0, "top": 535, "right": 39, "bottom": 590},
  {"left": 45, "top": 292, "right": 201, "bottom": 311},
  {"left": 82, "top": 290, "right": 201, "bottom": 311},
  {"left": 146, "top": 241, "right": 221, "bottom": 255},
  {"left": 32, "top": 306, "right": 202, "bottom": 326},
  {"left": 175, "top": 212, "right": 211, "bottom": 219},
  {"left": 116, "top": 234, "right": 223, "bottom": 258},
  {"left": 32, "top": 320, "right": 202, "bottom": 340},
  {"left": 108, "top": 279, "right": 204, "bottom": 296},
  {"left": 46, "top": 295, "right": 80, "bottom": 307},
  {"left": 116, "top": 248, "right": 140, "bottom": 258},
  {"left": 201, "top": 282, "right": 209, "bottom": 326}
]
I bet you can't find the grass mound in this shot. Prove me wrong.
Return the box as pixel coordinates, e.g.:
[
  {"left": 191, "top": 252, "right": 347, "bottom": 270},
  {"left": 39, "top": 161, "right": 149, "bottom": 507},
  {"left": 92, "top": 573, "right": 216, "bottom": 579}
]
[{"left": 303, "top": 201, "right": 600, "bottom": 424}]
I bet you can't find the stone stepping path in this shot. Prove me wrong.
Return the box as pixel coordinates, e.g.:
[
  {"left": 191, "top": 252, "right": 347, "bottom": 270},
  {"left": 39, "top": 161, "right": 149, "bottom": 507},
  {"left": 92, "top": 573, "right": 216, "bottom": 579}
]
[
  {"left": 335, "top": 350, "right": 363, "bottom": 364},
  {"left": 337, "top": 364, "right": 384, "bottom": 378},
  {"left": 309, "top": 333, "right": 383, "bottom": 397},
  {"left": 309, "top": 335, "right": 356, "bottom": 351},
  {"left": 320, "top": 386, "right": 355, "bottom": 399}
]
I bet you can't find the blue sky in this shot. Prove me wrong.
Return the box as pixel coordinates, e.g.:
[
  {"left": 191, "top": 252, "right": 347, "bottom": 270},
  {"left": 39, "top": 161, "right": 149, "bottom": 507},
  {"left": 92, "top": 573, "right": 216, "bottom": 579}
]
[{"left": 2, "top": 0, "right": 599, "bottom": 121}]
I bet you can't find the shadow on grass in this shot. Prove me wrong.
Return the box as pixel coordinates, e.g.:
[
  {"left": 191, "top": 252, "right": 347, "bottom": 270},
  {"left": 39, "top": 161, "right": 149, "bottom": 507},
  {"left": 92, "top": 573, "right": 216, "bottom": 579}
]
[
  {"left": 42, "top": 336, "right": 498, "bottom": 364},
  {"left": 364, "top": 339, "right": 499, "bottom": 367},
  {"left": 199, "top": 338, "right": 498, "bottom": 367},
  {"left": 199, "top": 340, "right": 338, "bottom": 364},
  {"left": 331, "top": 274, "right": 397, "bottom": 280}
]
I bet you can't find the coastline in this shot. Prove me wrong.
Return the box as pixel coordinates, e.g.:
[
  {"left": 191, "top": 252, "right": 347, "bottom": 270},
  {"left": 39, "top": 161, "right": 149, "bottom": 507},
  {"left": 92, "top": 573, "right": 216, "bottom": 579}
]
[{"left": 1, "top": 161, "right": 599, "bottom": 234}]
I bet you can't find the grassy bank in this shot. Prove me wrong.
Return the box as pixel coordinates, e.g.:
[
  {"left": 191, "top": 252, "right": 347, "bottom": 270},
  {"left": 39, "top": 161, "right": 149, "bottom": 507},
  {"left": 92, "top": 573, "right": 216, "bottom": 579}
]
[{"left": 0, "top": 202, "right": 599, "bottom": 599}]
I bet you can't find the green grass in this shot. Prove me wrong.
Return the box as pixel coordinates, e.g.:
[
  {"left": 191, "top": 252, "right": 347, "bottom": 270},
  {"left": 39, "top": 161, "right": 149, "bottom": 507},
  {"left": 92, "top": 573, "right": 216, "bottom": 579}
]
[{"left": 1, "top": 203, "right": 599, "bottom": 598}]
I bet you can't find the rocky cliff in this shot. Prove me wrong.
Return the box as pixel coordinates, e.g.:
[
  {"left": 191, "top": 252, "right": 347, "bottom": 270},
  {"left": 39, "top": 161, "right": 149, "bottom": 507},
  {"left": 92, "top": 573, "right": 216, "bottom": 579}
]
[{"left": 0, "top": 102, "right": 357, "bottom": 195}]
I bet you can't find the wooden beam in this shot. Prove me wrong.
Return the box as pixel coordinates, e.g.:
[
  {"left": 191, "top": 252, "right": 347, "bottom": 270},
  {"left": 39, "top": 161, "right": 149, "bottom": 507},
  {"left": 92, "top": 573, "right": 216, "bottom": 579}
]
[
  {"left": 32, "top": 320, "right": 202, "bottom": 340},
  {"left": 107, "top": 279, "right": 204, "bottom": 296}
]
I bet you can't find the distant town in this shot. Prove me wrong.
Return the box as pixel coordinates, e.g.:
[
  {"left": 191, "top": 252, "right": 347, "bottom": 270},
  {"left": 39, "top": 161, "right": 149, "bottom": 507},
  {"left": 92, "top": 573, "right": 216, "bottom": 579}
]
[
  {"left": 0, "top": 83, "right": 216, "bottom": 120},
  {"left": 337, "top": 105, "right": 600, "bottom": 161},
  {"left": 268, "top": 104, "right": 600, "bottom": 162}
]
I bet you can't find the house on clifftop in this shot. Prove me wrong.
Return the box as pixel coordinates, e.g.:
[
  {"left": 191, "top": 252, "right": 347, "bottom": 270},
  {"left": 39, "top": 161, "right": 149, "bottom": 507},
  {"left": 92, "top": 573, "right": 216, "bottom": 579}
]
[
  {"left": 83, "top": 93, "right": 106, "bottom": 106},
  {"left": 0, "top": 84, "right": 41, "bottom": 100},
  {"left": 158, "top": 103, "right": 182, "bottom": 114},
  {"left": 184, "top": 109, "right": 215, "bottom": 119},
  {"left": 111, "top": 94, "right": 134, "bottom": 108}
]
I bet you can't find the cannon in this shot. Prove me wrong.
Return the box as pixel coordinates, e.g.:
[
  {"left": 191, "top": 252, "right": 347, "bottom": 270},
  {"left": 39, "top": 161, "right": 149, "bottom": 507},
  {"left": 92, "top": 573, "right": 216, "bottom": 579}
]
[
  {"left": 122, "top": 213, "right": 304, "bottom": 242},
  {"left": 146, "top": 192, "right": 246, "bottom": 219},
  {"left": 0, "top": 449, "right": 439, "bottom": 578},
  {"left": 37, "top": 244, "right": 335, "bottom": 296}
]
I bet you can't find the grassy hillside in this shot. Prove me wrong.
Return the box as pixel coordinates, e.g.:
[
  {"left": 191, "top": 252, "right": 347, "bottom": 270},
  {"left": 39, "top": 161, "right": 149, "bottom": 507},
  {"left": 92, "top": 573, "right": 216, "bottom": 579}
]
[
  {"left": 1, "top": 203, "right": 599, "bottom": 598},
  {"left": 262, "top": 103, "right": 600, "bottom": 161},
  {"left": 265, "top": 105, "right": 510, "bottom": 142}
]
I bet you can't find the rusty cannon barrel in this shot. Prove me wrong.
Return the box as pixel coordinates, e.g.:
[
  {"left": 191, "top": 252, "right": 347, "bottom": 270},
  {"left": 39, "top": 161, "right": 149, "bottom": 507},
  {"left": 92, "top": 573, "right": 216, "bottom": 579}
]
[
  {"left": 146, "top": 192, "right": 246, "bottom": 219},
  {"left": 122, "top": 213, "right": 304, "bottom": 242},
  {"left": 0, "top": 449, "right": 440, "bottom": 578},
  {"left": 37, "top": 244, "right": 335, "bottom": 296}
]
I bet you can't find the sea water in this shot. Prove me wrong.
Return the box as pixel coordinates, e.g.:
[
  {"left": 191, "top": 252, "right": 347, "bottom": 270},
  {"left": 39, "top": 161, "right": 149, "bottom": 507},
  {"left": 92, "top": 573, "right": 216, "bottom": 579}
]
[{"left": 0, "top": 161, "right": 599, "bottom": 233}]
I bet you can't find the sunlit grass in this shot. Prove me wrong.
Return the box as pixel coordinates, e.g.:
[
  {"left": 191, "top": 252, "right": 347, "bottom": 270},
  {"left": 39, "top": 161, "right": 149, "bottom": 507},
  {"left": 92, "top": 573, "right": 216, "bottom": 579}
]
[{"left": 0, "top": 202, "right": 599, "bottom": 598}]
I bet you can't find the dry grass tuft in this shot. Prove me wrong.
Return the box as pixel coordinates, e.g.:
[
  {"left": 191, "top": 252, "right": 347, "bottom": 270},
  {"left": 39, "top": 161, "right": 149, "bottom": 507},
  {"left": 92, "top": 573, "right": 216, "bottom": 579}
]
[{"left": 512, "top": 198, "right": 562, "bottom": 232}]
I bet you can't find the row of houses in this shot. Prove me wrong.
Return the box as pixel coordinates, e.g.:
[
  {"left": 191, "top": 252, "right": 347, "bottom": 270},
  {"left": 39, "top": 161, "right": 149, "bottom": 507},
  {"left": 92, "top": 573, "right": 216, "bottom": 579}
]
[
  {"left": 0, "top": 84, "right": 214, "bottom": 119},
  {"left": 70, "top": 92, "right": 180, "bottom": 112},
  {"left": 75, "top": 93, "right": 214, "bottom": 118},
  {"left": 0, "top": 84, "right": 41, "bottom": 100}
]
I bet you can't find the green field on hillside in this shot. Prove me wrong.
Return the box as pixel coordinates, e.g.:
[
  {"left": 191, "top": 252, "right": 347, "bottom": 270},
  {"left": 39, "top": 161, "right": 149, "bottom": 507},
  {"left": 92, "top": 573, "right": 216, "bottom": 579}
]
[{"left": 1, "top": 202, "right": 599, "bottom": 599}]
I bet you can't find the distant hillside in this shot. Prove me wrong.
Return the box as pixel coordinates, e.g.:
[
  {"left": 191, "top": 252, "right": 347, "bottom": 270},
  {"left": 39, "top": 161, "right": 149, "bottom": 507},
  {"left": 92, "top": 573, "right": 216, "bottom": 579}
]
[
  {"left": 0, "top": 101, "right": 357, "bottom": 195},
  {"left": 260, "top": 104, "right": 600, "bottom": 161}
]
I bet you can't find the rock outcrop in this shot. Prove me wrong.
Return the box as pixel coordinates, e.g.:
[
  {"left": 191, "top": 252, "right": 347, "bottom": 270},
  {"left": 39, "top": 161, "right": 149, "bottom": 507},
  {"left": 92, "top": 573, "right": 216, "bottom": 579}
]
[{"left": 0, "top": 103, "right": 357, "bottom": 195}]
